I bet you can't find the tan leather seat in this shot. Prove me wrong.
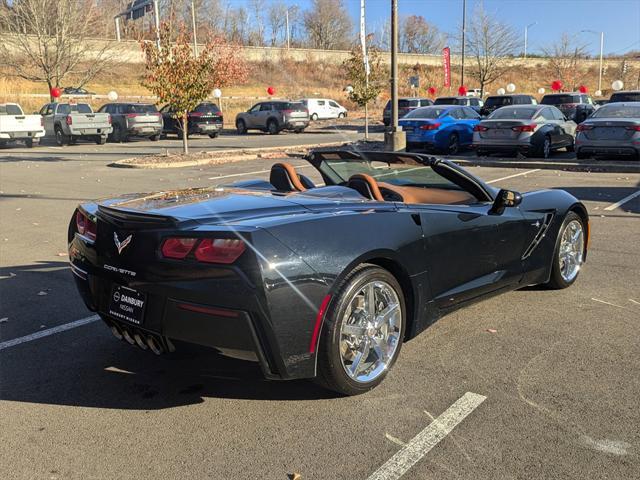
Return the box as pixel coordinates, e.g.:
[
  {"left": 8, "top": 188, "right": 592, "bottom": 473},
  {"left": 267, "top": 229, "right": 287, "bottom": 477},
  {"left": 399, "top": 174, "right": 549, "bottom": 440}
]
[
  {"left": 270, "top": 162, "right": 307, "bottom": 192},
  {"left": 346, "top": 174, "right": 384, "bottom": 201},
  {"left": 378, "top": 182, "right": 475, "bottom": 205}
]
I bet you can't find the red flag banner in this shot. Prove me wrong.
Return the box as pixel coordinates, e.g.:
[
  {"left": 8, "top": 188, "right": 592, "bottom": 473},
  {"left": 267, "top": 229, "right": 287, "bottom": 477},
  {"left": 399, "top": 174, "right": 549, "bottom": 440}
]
[{"left": 442, "top": 47, "right": 451, "bottom": 88}]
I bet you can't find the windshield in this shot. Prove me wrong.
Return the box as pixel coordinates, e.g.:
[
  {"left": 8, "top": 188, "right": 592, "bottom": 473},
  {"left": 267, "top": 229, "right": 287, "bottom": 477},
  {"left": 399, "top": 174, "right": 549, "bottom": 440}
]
[
  {"left": 317, "top": 158, "right": 463, "bottom": 191},
  {"left": 541, "top": 95, "right": 580, "bottom": 105},
  {"left": 434, "top": 97, "right": 459, "bottom": 105},
  {"left": 403, "top": 107, "right": 446, "bottom": 119},
  {"left": 591, "top": 105, "right": 640, "bottom": 118},
  {"left": 489, "top": 107, "right": 537, "bottom": 119},
  {"left": 0, "top": 104, "right": 23, "bottom": 115},
  {"left": 609, "top": 92, "right": 640, "bottom": 102},
  {"left": 195, "top": 103, "right": 221, "bottom": 113},
  {"left": 485, "top": 97, "right": 513, "bottom": 107}
]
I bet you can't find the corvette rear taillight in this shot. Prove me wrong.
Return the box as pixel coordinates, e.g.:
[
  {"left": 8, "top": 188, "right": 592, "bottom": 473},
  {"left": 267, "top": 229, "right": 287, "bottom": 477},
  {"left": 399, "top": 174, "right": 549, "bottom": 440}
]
[
  {"left": 512, "top": 124, "right": 537, "bottom": 132},
  {"left": 625, "top": 125, "right": 640, "bottom": 131},
  {"left": 161, "top": 237, "right": 197, "bottom": 259},
  {"left": 75, "top": 210, "right": 96, "bottom": 241},
  {"left": 194, "top": 238, "right": 245, "bottom": 264}
]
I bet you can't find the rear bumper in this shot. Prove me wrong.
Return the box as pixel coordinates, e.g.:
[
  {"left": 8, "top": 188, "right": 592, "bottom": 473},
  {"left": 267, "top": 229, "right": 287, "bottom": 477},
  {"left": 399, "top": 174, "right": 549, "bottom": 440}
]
[
  {"left": 576, "top": 143, "right": 639, "bottom": 156},
  {"left": 68, "top": 126, "right": 112, "bottom": 136},
  {"left": 284, "top": 120, "right": 309, "bottom": 130},
  {"left": 190, "top": 122, "right": 223, "bottom": 134},
  {"left": 473, "top": 142, "right": 530, "bottom": 153},
  {"left": 0, "top": 130, "right": 45, "bottom": 140},
  {"left": 127, "top": 125, "right": 162, "bottom": 136}
]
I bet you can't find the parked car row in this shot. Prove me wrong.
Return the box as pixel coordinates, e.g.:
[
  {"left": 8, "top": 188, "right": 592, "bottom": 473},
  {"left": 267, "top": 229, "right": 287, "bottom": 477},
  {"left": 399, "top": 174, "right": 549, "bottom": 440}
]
[{"left": 401, "top": 100, "right": 640, "bottom": 160}]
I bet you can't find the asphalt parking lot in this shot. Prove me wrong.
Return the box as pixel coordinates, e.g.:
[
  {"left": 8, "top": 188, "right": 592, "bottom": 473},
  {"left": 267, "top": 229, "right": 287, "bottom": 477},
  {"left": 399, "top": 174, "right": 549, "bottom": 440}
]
[{"left": 1, "top": 143, "right": 639, "bottom": 479}]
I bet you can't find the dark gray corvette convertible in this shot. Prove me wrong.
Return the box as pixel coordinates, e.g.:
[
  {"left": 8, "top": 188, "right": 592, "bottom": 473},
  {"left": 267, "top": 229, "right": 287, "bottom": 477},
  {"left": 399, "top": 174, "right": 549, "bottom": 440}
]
[{"left": 68, "top": 150, "right": 589, "bottom": 395}]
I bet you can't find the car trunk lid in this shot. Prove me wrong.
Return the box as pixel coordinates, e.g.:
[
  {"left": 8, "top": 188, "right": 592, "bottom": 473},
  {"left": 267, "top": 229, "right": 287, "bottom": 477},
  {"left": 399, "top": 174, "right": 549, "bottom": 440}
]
[
  {"left": 581, "top": 119, "right": 639, "bottom": 140},
  {"left": 477, "top": 120, "right": 537, "bottom": 139}
]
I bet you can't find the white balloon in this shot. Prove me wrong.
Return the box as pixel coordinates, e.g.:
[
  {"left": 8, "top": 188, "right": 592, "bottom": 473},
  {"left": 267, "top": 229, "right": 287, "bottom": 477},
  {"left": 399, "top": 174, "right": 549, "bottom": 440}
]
[
  {"left": 213, "top": 88, "right": 222, "bottom": 98},
  {"left": 107, "top": 90, "right": 118, "bottom": 101},
  {"left": 594, "top": 90, "right": 602, "bottom": 97},
  {"left": 506, "top": 83, "right": 516, "bottom": 93},
  {"left": 611, "top": 80, "right": 624, "bottom": 91},
  {"left": 497, "top": 88, "right": 506, "bottom": 95},
  {"left": 345, "top": 85, "right": 354, "bottom": 93},
  {"left": 537, "top": 87, "right": 546, "bottom": 95}
]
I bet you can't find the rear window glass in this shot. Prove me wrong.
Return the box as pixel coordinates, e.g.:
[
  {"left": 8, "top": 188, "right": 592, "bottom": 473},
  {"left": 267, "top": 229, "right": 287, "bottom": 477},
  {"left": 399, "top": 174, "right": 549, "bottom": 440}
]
[
  {"left": 399, "top": 99, "right": 419, "bottom": 108},
  {"left": 59, "top": 103, "right": 92, "bottom": 114},
  {"left": 485, "top": 96, "right": 513, "bottom": 107},
  {"left": 609, "top": 92, "right": 640, "bottom": 103},
  {"left": 274, "top": 102, "right": 305, "bottom": 111},
  {"left": 490, "top": 107, "right": 537, "bottom": 119},
  {"left": 404, "top": 107, "right": 447, "bottom": 119},
  {"left": 434, "top": 97, "right": 459, "bottom": 105},
  {"left": 541, "top": 95, "right": 580, "bottom": 105},
  {"left": 591, "top": 105, "right": 640, "bottom": 118},
  {"left": 125, "top": 104, "right": 158, "bottom": 114},
  {"left": 194, "top": 103, "right": 221, "bottom": 113},
  {"left": 0, "top": 104, "right": 23, "bottom": 115}
]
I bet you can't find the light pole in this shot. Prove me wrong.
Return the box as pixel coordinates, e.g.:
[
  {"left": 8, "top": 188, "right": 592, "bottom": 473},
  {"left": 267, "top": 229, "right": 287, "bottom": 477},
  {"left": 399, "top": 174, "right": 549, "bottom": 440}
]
[
  {"left": 191, "top": 0, "right": 198, "bottom": 57},
  {"left": 460, "top": 0, "right": 466, "bottom": 87},
  {"left": 524, "top": 22, "right": 536, "bottom": 59},
  {"left": 385, "top": 0, "right": 405, "bottom": 151},
  {"left": 581, "top": 29, "right": 604, "bottom": 93}
]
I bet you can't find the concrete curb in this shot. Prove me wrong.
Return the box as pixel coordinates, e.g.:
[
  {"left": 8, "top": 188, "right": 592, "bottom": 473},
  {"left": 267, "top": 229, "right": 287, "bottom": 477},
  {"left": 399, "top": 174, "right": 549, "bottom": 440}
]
[
  {"left": 108, "top": 141, "right": 346, "bottom": 169},
  {"left": 450, "top": 157, "right": 640, "bottom": 174}
]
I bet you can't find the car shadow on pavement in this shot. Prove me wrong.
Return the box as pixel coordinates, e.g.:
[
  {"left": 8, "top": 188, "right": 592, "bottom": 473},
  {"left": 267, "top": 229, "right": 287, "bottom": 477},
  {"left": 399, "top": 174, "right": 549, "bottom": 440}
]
[{"left": 553, "top": 185, "right": 640, "bottom": 214}]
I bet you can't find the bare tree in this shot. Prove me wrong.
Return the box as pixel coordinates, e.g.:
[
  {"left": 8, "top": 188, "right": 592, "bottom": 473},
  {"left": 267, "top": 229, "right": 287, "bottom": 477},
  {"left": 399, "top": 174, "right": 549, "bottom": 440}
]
[
  {"left": 400, "top": 15, "right": 445, "bottom": 54},
  {"left": 267, "top": 1, "right": 288, "bottom": 47},
  {"left": 303, "top": 0, "right": 352, "bottom": 50},
  {"left": 463, "top": 5, "right": 519, "bottom": 95},
  {"left": 0, "top": 0, "right": 119, "bottom": 100},
  {"left": 247, "top": 0, "right": 265, "bottom": 46},
  {"left": 542, "top": 33, "right": 589, "bottom": 89}
]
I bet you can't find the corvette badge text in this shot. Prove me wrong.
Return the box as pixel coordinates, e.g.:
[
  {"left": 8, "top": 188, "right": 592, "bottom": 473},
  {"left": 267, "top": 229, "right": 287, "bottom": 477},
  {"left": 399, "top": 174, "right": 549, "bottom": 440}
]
[{"left": 103, "top": 264, "right": 137, "bottom": 277}]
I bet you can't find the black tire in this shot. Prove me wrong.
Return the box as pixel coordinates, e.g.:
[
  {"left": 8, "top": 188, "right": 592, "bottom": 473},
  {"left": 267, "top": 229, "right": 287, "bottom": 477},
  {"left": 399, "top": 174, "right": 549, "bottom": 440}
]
[
  {"left": 149, "top": 134, "right": 160, "bottom": 142},
  {"left": 566, "top": 142, "right": 575, "bottom": 152},
  {"left": 267, "top": 120, "right": 279, "bottom": 135},
  {"left": 539, "top": 135, "right": 552, "bottom": 159},
  {"left": 576, "top": 150, "right": 590, "bottom": 160},
  {"left": 25, "top": 138, "right": 34, "bottom": 148},
  {"left": 54, "top": 125, "right": 68, "bottom": 146},
  {"left": 545, "top": 211, "right": 586, "bottom": 290},
  {"left": 476, "top": 149, "right": 485, "bottom": 157},
  {"left": 310, "top": 113, "right": 319, "bottom": 121},
  {"left": 338, "top": 112, "right": 346, "bottom": 119},
  {"left": 236, "top": 119, "right": 246, "bottom": 134},
  {"left": 446, "top": 133, "right": 460, "bottom": 155},
  {"left": 112, "top": 125, "right": 123, "bottom": 143},
  {"left": 95, "top": 135, "right": 106, "bottom": 145},
  {"left": 315, "top": 264, "right": 406, "bottom": 396},
  {"left": 209, "top": 132, "right": 219, "bottom": 138}
]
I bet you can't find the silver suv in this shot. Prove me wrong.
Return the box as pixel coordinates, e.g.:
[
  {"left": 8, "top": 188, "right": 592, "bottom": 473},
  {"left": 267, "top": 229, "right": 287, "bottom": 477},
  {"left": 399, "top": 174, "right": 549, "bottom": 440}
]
[{"left": 235, "top": 101, "right": 309, "bottom": 134}]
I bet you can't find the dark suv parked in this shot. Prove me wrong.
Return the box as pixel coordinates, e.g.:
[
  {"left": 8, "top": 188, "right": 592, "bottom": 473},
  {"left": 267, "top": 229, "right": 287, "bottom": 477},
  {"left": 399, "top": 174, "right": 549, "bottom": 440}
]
[
  {"left": 609, "top": 91, "right": 640, "bottom": 103},
  {"left": 235, "top": 101, "right": 309, "bottom": 134},
  {"left": 160, "top": 102, "right": 223, "bottom": 138},
  {"left": 383, "top": 98, "right": 433, "bottom": 126},
  {"left": 98, "top": 103, "right": 163, "bottom": 142},
  {"left": 434, "top": 96, "right": 484, "bottom": 114},
  {"left": 480, "top": 94, "right": 537, "bottom": 117},
  {"left": 540, "top": 92, "right": 595, "bottom": 123}
]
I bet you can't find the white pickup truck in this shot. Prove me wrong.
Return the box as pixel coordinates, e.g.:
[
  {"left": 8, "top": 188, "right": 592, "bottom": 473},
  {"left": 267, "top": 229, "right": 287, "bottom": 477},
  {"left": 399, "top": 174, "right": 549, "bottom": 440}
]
[
  {"left": 39, "top": 102, "right": 112, "bottom": 146},
  {"left": 0, "top": 103, "right": 45, "bottom": 148}
]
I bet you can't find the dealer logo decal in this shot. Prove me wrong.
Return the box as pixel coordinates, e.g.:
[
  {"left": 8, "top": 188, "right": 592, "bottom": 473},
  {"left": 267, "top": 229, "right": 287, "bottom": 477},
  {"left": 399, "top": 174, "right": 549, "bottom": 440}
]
[{"left": 114, "top": 232, "right": 132, "bottom": 255}]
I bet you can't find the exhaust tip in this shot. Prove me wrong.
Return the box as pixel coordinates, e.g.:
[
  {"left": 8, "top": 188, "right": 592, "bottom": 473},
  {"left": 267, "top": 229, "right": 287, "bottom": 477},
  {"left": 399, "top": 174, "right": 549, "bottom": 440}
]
[
  {"left": 146, "top": 335, "right": 164, "bottom": 355},
  {"left": 110, "top": 323, "right": 123, "bottom": 340},
  {"left": 122, "top": 328, "right": 136, "bottom": 345},
  {"left": 133, "top": 331, "right": 148, "bottom": 350}
]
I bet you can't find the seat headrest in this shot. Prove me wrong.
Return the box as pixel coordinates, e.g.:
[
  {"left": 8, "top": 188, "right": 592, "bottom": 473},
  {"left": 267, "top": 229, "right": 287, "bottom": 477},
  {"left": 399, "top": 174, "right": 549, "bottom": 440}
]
[{"left": 269, "top": 162, "right": 307, "bottom": 192}]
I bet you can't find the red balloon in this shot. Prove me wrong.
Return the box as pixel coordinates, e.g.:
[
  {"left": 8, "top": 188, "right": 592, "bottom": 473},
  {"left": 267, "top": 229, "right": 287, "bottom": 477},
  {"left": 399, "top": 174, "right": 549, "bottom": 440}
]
[
  {"left": 458, "top": 85, "right": 468, "bottom": 96},
  {"left": 50, "top": 87, "right": 61, "bottom": 98},
  {"left": 267, "top": 86, "right": 275, "bottom": 96},
  {"left": 427, "top": 86, "right": 436, "bottom": 96},
  {"left": 551, "top": 80, "right": 563, "bottom": 92},
  {"left": 578, "top": 85, "right": 588, "bottom": 93}
]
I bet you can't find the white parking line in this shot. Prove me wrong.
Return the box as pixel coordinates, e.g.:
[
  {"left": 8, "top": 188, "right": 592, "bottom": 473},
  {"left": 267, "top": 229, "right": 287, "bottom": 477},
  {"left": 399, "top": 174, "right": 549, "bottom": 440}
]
[
  {"left": 0, "top": 315, "right": 100, "bottom": 351},
  {"left": 604, "top": 189, "right": 640, "bottom": 211},
  {"left": 486, "top": 169, "right": 541, "bottom": 184},
  {"left": 208, "top": 164, "right": 312, "bottom": 180},
  {"left": 367, "top": 392, "right": 486, "bottom": 480}
]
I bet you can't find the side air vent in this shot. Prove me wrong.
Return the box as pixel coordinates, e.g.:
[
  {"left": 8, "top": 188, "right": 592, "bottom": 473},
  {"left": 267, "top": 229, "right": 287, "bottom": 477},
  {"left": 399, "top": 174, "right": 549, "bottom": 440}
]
[{"left": 522, "top": 213, "right": 554, "bottom": 259}]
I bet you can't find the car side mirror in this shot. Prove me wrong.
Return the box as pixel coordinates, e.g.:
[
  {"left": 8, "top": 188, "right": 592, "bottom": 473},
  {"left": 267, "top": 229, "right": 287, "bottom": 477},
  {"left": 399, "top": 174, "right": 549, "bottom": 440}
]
[{"left": 490, "top": 189, "right": 522, "bottom": 215}]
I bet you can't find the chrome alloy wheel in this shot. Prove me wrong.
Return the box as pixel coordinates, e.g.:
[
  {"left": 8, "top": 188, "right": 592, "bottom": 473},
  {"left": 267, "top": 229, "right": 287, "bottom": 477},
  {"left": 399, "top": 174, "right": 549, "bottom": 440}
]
[
  {"left": 339, "top": 280, "right": 402, "bottom": 383},
  {"left": 559, "top": 219, "right": 584, "bottom": 282}
]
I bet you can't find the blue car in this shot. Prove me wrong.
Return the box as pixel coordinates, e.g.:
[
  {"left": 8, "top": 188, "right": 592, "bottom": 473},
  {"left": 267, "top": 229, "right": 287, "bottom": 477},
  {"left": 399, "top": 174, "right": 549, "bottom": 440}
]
[{"left": 400, "top": 106, "right": 481, "bottom": 154}]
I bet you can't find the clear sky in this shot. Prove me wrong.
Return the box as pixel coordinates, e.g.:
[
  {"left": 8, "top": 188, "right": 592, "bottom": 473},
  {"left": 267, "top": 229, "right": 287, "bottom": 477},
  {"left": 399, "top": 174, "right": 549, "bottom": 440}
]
[{"left": 253, "top": 0, "right": 640, "bottom": 55}]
